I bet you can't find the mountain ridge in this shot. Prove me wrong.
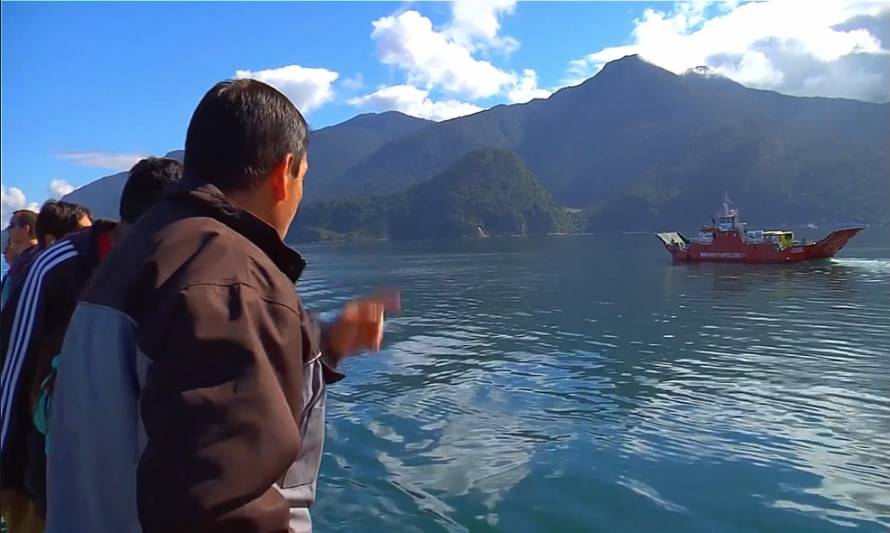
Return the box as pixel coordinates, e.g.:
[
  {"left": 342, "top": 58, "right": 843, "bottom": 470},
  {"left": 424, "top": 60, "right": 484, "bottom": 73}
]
[
  {"left": 309, "top": 54, "right": 889, "bottom": 228},
  {"left": 60, "top": 55, "right": 890, "bottom": 230}
]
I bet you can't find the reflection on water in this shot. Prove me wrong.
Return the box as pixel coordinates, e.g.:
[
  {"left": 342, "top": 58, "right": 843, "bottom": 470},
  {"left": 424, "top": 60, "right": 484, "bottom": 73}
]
[{"left": 296, "top": 233, "right": 890, "bottom": 533}]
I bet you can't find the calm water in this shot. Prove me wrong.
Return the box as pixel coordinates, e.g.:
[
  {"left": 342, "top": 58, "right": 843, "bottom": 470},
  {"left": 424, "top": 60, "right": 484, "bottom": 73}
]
[{"left": 296, "top": 231, "right": 890, "bottom": 532}]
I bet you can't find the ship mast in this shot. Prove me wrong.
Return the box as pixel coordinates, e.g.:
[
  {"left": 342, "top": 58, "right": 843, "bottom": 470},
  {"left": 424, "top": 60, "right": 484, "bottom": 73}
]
[{"left": 717, "top": 192, "right": 742, "bottom": 232}]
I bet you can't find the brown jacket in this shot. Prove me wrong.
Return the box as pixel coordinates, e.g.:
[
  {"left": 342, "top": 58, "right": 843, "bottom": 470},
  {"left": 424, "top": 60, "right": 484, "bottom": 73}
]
[{"left": 46, "top": 178, "right": 342, "bottom": 532}]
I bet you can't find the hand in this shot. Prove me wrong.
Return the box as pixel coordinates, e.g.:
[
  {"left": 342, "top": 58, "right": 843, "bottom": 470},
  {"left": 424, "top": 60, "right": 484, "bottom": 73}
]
[{"left": 325, "top": 289, "right": 401, "bottom": 362}]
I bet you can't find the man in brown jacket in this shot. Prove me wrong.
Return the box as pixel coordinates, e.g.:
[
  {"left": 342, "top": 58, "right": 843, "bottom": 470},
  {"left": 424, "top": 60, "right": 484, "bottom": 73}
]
[{"left": 46, "top": 79, "right": 397, "bottom": 532}]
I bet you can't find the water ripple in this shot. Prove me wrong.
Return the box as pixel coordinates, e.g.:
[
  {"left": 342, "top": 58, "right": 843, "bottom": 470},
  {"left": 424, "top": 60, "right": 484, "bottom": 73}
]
[{"left": 299, "top": 234, "right": 890, "bottom": 532}]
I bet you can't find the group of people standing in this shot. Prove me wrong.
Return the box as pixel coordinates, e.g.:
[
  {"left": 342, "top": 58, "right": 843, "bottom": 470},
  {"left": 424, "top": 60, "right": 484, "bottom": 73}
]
[
  {"left": 1, "top": 78, "right": 398, "bottom": 532},
  {"left": 2, "top": 201, "right": 93, "bottom": 306}
]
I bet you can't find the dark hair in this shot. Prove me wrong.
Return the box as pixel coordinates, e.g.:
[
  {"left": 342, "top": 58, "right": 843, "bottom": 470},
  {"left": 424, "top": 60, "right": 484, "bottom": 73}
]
[
  {"left": 119, "top": 157, "right": 184, "bottom": 224},
  {"left": 183, "top": 79, "right": 309, "bottom": 192},
  {"left": 35, "top": 201, "right": 92, "bottom": 248},
  {"left": 10, "top": 210, "right": 38, "bottom": 238}
]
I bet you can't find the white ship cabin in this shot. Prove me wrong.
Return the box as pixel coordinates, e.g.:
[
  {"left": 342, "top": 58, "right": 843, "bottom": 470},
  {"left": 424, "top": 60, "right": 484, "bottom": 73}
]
[
  {"left": 696, "top": 197, "right": 746, "bottom": 244},
  {"left": 716, "top": 206, "right": 745, "bottom": 232},
  {"left": 745, "top": 229, "right": 764, "bottom": 242},
  {"left": 691, "top": 196, "right": 805, "bottom": 249}
]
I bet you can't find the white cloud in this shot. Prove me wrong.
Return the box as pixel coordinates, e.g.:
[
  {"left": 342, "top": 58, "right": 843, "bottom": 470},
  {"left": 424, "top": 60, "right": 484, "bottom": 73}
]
[
  {"left": 567, "top": 2, "right": 890, "bottom": 102},
  {"left": 341, "top": 73, "right": 364, "bottom": 91},
  {"left": 48, "top": 179, "right": 75, "bottom": 199},
  {"left": 349, "top": 84, "right": 483, "bottom": 121},
  {"left": 1, "top": 186, "right": 39, "bottom": 225},
  {"left": 55, "top": 151, "right": 146, "bottom": 171},
  {"left": 371, "top": 10, "right": 515, "bottom": 99},
  {"left": 507, "top": 69, "right": 552, "bottom": 103},
  {"left": 368, "top": 5, "right": 550, "bottom": 107},
  {"left": 446, "top": 0, "right": 519, "bottom": 53},
  {"left": 234, "top": 65, "right": 339, "bottom": 114},
  {"left": 2, "top": 179, "right": 81, "bottom": 226}
]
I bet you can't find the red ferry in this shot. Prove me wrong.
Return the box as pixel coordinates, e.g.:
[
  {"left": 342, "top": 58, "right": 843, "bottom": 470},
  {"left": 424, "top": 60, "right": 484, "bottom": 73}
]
[{"left": 656, "top": 197, "right": 864, "bottom": 263}]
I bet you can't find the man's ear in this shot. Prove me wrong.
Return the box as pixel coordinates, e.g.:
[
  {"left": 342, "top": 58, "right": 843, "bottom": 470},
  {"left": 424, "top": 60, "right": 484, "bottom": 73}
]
[
  {"left": 297, "top": 155, "right": 309, "bottom": 182},
  {"left": 269, "top": 153, "right": 296, "bottom": 202}
]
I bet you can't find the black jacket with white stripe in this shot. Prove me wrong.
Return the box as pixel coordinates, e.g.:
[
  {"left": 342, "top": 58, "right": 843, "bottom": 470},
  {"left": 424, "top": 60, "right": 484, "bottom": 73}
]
[{"left": 0, "top": 220, "right": 117, "bottom": 500}]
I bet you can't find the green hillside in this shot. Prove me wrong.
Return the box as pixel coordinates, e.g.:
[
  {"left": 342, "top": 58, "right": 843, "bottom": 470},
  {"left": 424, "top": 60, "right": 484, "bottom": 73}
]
[{"left": 289, "top": 149, "right": 571, "bottom": 242}]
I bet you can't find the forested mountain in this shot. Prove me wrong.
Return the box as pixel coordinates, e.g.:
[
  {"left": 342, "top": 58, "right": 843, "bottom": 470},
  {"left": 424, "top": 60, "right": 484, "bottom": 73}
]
[
  {"left": 289, "top": 149, "right": 572, "bottom": 242},
  {"left": 306, "top": 55, "right": 890, "bottom": 229},
  {"left": 62, "top": 55, "right": 890, "bottom": 231}
]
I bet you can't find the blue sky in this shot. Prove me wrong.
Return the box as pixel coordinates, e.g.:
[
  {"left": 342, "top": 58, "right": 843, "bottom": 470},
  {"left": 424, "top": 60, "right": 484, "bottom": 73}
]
[{"left": 2, "top": 1, "right": 888, "bottom": 219}]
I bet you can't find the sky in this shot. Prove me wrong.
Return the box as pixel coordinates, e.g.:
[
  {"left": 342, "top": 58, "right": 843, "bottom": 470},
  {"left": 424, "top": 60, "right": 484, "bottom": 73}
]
[{"left": 2, "top": 0, "right": 889, "bottom": 222}]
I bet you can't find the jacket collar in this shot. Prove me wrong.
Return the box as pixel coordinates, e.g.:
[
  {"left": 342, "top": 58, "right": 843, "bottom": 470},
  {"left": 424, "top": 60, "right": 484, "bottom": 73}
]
[{"left": 169, "top": 175, "right": 306, "bottom": 282}]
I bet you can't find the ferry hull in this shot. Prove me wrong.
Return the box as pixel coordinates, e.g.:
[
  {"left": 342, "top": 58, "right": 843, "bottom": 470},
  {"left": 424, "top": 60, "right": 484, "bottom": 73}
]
[{"left": 656, "top": 227, "right": 863, "bottom": 263}]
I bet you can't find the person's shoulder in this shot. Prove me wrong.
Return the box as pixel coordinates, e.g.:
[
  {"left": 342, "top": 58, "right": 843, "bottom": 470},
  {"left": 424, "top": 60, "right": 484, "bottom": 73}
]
[
  {"left": 155, "top": 217, "right": 295, "bottom": 299},
  {"left": 13, "top": 244, "right": 39, "bottom": 264},
  {"left": 9, "top": 244, "right": 39, "bottom": 275},
  {"left": 20, "top": 240, "right": 82, "bottom": 287},
  {"left": 3, "top": 240, "right": 82, "bottom": 322}
]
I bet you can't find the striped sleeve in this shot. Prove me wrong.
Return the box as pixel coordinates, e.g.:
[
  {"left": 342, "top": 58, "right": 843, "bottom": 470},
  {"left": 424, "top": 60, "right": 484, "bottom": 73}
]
[{"left": 0, "top": 240, "right": 78, "bottom": 451}]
